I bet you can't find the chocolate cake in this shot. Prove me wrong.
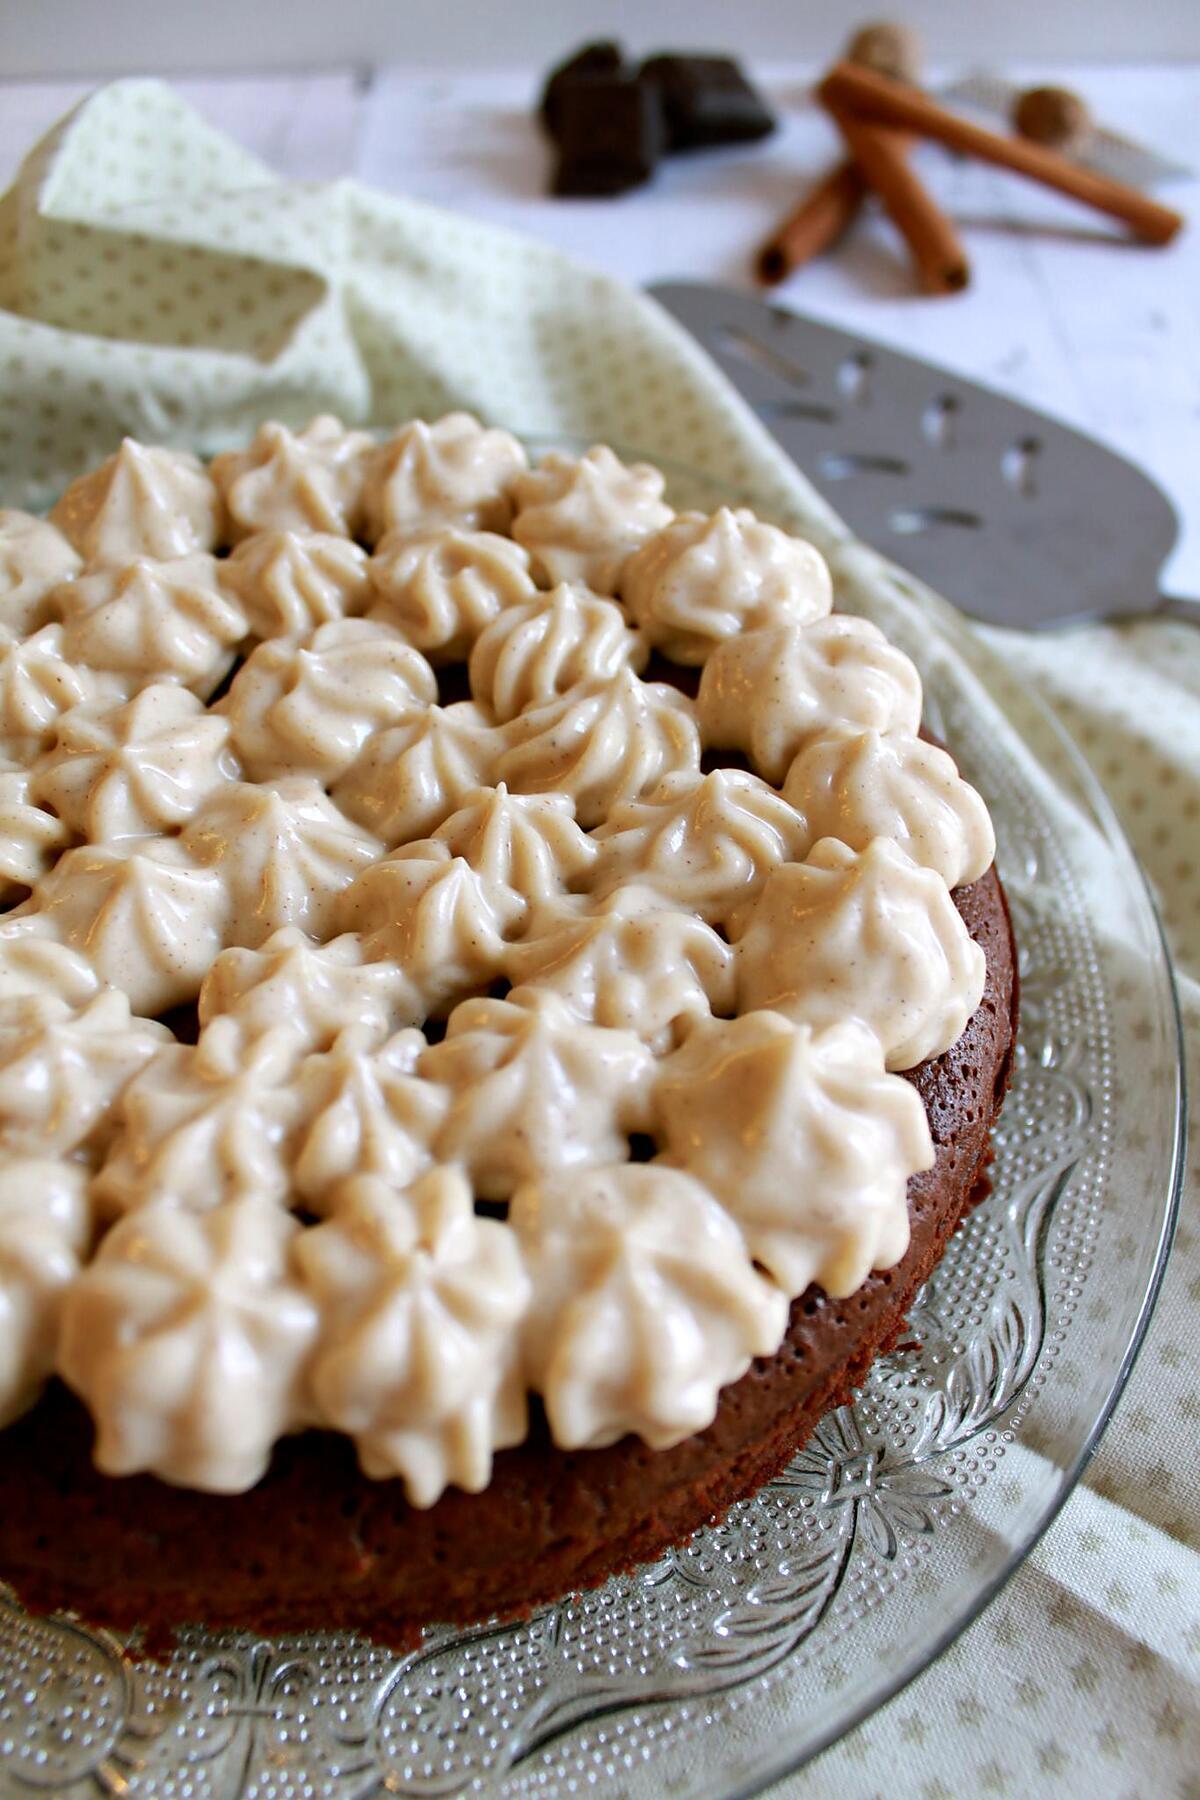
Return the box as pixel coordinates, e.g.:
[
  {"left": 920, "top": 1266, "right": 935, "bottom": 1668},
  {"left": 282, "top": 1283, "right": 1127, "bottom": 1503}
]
[{"left": 0, "top": 416, "right": 1015, "bottom": 1651}]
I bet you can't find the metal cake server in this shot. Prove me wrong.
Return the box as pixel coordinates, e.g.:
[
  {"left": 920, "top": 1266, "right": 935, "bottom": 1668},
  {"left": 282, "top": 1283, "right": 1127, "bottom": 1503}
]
[{"left": 651, "top": 281, "right": 1197, "bottom": 630}]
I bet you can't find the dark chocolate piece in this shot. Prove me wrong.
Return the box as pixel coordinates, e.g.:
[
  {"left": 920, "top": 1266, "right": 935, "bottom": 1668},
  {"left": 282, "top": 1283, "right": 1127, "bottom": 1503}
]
[
  {"left": 551, "top": 75, "right": 665, "bottom": 197},
  {"left": 539, "top": 40, "right": 625, "bottom": 138},
  {"left": 639, "top": 53, "right": 776, "bottom": 150}
]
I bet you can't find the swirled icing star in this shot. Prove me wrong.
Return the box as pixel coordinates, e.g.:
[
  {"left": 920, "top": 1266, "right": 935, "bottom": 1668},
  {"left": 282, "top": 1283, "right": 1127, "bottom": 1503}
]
[
  {"left": 783, "top": 728, "right": 995, "bottom": 889},
  {"left": 496, "top": 667, "right": 699, "bottom": 828},
  {"left": 0, "top": 624, "right": 118, "bottom": 758},
  {"left": 291, "top": 1026, "right": 446, "bottom": 1204},
  {"left": 221, "top": 531, "right": 371, "bottom": 642},
  {"left": 735, "top": 837, "right": 985, "bottom": 1070},
  {"left": 51, "top": 440, "right": 221, "bottom": 565},
  {"left": 336, "top": 844, "right": 513, "bottom": 1015},
  {"left": 220, "top": 618, "right": 436, "bottom": 783},
  {"left": 511, "top": 447, "right": 673, "bottom": 593},
  {"left": 211, "top": 415, "right": 374, "bottom": 540},
  {"left": 182, "top": 778, "right": 382, "bottom": 947},
  {"left": 589, "top": 768, "right": 809, "bottom": 926},
  {"left": 296, "top": 1168, "right": 530, "bottom": 1504},
  {"left": 424, "top": 783, "right": 596, "bottom": 932},
  {"left": 332, "top": 703, "right": 504, "bottom": 847},
  {"left": 0, "top": 510, "right": 81, "bottom": 634},
  {"left": 368, "top": 527, "right": 537, "bottom": 661},
  {"left": 469, "top": 583, "right": 648, "bottom": 723},
  {"left": 0, "top": 1158, "right": 91, "bottom": 1427},
  {"left": 58, "top": 555, "right": 249, "bottom": 699},
  {"left": 698, "top": 615, "right": 923, "bottom": 784},
  {"left": 0, "top": 766, "right": 69, "bottom": 900},
  {"left": 0, "top": 989, "right": 169, "bottom": 1158},
  {"left": 93, "top": 1018, "right": 304, "bottom": 1215},
  {"left": 655, "top": 1012, "right": 934, "bottom": 1298},
  {"left": 199, "top": 927, "right": 419, "bottom": 1052},
  {"left": 421, "top": 989, "right": 653, "bottom": 1198},
  {"left": 31, "top": 683, "right": 236, "bottom": 841},
  {"left": 32, "top": 838, "right": 232, "bottom": 1014},
  {"left": 507, "top": 885, "right": 734, "bottom": 1051},
  {"left": 58, "top": 1200, "right": 318, "bottom": 1491},
  {"left": 512, "top": 1162, "right": 786, "bottom": 1450},
  {"left": 364, "top": 413, "right": 528, "bottom": 542},
  {"left": 622, "top": 508, "right": 832, "bottom": 664}
]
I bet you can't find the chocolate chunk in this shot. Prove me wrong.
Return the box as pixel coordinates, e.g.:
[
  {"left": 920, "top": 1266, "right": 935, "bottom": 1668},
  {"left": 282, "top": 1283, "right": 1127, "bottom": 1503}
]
[
  {"left": 539, "top": 40, "right": 625, "bottom": 138},
  {"left": 551, "top": 75, "right": 665, "bottom": 197},
  {"left": 639, "top": 54, "right": 776, "bottom": 150}
]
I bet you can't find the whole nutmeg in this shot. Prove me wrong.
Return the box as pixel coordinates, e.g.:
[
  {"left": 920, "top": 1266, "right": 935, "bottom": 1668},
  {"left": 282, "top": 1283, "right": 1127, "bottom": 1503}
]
[
  {"left": 845, "top": 20, "right": 922, "bottom": 86},
  {"left": 1012, "top": 84, "right": 1092, "bottom": 151}
]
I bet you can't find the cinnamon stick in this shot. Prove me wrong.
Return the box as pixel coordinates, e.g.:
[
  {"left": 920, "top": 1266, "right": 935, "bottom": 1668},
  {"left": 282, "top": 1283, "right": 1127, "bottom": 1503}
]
[
  {"left": 818, "top": 60, "right": 1184, "bottom": 246},
  {"left": 824, "top": 103, "right": 970, "bottom": 295},
  {"left": 756, "top": 159, "right": 867, "bottom": 285}
]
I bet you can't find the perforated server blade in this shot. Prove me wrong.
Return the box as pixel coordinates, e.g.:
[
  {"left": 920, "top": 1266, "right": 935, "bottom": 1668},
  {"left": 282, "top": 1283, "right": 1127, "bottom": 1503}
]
[{"left": 650, "top": 281, "right": 1196, "bottom": 630}]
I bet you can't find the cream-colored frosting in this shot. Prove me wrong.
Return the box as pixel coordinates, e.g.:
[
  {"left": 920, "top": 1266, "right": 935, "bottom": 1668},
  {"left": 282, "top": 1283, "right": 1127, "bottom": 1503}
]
[
  {"left": 511, "top": 447, "right": 674, "bottom": 594},
  {"left": 698, "top": 615, "right": 924, "bottom": 784},
  {"left": 783, "top": 728, "right": 996, "bottom": 890},
  {"left": 655, "top": 1013, "right": 934, "bottom": 1298},
  {"left": 211, "top": 416, "right": 374, "bottom": 541},
  {"left": 469, "top": 583, "right": 649, "bottom": 723},
  {"left": 427, "top": 784, "right": 596, "bottom": 932},
  {"left": 51, "top": 440, "right": 221, "bottom": 566},
  {"left": 507, "top": 885, "right": 735, "bottom": 1050},
  {"left": 93, "top": 1018, "right": 303, "bottom": 1216},
  {"left": 182, "top": 778, "right": 381, "bottom": 947},
  {"left": 296, "top": 1168, "right": 530, "bottom": 1504},
  {"left": 58, "top": 555, "right": 249, "bottom": 699},
  {"left": 220, "top": 531, "right": 371, "bottom": 643},
  {"left": 736, "top": 837, "right": 987, "bottom": 1070},
  {"left": 32, "top": 839, "right": 232, "bottom": 1015},
  {"left": 0, "top": 921, "right": 101, "bottom": 1007},
  {"left": 31, "top": 683, "right": 235, "bottom": 841},
  {"left": 199, "top": 927, "right": 418, "bottom": 1052},
  {"left": 335, "top": 844, "right": 512, "bottom": 1014},
  {"left": 0, "top": 766, "right": 69, "bottom": 898},
  {"left": 0, "top": 989, "right": 170, "bottom": 1158},
  {"left": 292, "top": 1026, "right": 446, "bottom": 1204},
  {"left": 0, "top": 418, "right": 1001, "bottom": 1498},
  {"left": 512, "top": 1163, "right": 786, "bottom": 1451},
  {"left": 332, "top": 703, "right": 502, "bottom": 847},
  {"left": 0, "top": 623, "right": 108, "bottom": 757},
  {"left": 497, "top": 668, "right": 699, "bottom": 829},
  {"left": 58, "top": 1200, "right": 317, "bottom": 1491},
  {"left": 0, "top": 1158, "right": 91, "bottom": 1427},
  {"left": 421, "top": 990, "right": 653, "bottom": 1198},
  {"left": 368, "top": 527, "right": 537, "bottom": 662},
  {"left": 364, "top": 413, "right": 528, "bottom": 543},
  {"left": 589, "top": 768, "right": 809, "bottom": 925},
  {"left": 220, "top": 618, "right": 436, "bottom": 783},
  {"left": 0, "top": 511, "right": 81, "bottom": 634},
  {"left": 623, "top": 508, "right": 833, "bottom": 664}
]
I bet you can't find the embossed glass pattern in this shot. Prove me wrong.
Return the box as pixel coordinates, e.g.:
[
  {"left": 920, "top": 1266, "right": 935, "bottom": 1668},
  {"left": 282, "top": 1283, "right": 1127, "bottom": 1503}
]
[{"left": 0, "top": 455, "right": 1183, "bottom": 1800}]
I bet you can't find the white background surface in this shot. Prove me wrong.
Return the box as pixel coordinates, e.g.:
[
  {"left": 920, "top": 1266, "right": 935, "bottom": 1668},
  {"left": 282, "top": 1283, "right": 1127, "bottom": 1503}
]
[
  {"left": 3, "top": 61, "right": 1195, "bottom": 604},
  {"left": 5, "top": 0, "right": 1200, "bottom": 75}
]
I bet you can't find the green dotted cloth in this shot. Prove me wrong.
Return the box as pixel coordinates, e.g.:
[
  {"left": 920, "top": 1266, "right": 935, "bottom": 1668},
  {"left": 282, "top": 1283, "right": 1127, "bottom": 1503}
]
[{"left": 1, "top": 79, "right": 1196, "bottom": 1798}]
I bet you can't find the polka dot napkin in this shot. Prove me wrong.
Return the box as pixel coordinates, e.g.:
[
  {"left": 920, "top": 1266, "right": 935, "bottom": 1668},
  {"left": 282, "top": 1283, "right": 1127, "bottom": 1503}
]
[{"left": 0, "top": 78, "right": 1195, "bottom": 1797}]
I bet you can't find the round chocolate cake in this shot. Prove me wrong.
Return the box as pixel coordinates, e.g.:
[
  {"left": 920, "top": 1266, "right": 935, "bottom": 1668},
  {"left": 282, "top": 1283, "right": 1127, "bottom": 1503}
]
[{"left": 0, "top": 417, "right": 1015, "bottom": 1650}]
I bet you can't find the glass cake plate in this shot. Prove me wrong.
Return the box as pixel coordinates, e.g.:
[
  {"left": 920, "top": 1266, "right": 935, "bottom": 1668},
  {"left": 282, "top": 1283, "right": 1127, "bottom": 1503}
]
[{"left": 0, "top": 454, "right": 1185, "bottom": 1800}]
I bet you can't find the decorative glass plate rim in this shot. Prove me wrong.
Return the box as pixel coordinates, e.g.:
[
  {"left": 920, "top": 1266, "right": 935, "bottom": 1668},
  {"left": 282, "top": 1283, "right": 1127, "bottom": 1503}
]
[
  {"left": 0, "top": 438, "right": 1187, "bottom": 1800},
  {"left": 725, "top": 701, "right": 1187, "bottom": 1798}
]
